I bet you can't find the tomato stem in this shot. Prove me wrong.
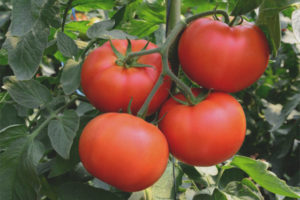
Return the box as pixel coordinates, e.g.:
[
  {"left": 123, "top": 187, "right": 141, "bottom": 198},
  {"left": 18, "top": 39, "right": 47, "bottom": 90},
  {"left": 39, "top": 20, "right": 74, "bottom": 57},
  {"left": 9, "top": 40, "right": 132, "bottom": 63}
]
[
  {"left": 216, "top": 166, "right": 225, "bottom": 188},
  {"left": 172, "top": 156, "right": 177, "bottom": 200},
  {"left": 186, "top": 10, "right": 230, "bottom": 24},
  {"left": 61, "top": 0, "right": 74, "bottom": 32},
  {"left": 29, "top": 96, "right": 77, "bottom": 140},
  {"left": 80, "top": 38, "right": 101, "bottom": 60},
  {"left": 229, "top": 15, "right": 238, "bottom": 27},
  {"left": 166, "top": 0, "right": 181, "bottom": 36},
  {"left": 126, "top": 47, "right": 161, "bottom": 60},
  {"left": 137, "top": 74, "right": 164, "bottom": 118},
  {"left": 144, "top": 188, "right": 152, "bottom": 200}
]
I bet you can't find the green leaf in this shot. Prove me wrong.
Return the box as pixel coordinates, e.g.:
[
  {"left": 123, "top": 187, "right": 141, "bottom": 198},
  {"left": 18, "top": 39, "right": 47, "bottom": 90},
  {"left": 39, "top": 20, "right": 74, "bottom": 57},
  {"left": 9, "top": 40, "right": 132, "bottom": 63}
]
[
  {"left": 10, "top": 0, "right": 35, "bottom": 36},
  {"left": 195, "top": 166, "right": 218, "bottom": 176},
  {"left": 137, "top": 0, "right": 166, "bottom": 24},
  {"left": 0, "top": 11, "right": 10, "bottom": 28},
  {"left": 241, "top": 178, "right": 261, "bottom": 194},
  {"left": 151, "top": 161, "right": 183, "bottom": 200},
  {"left": 65, "top": 21, "right": 90, "bottom": 34},
  {"left": 48, "top": 156, "right": 77, "bottom": 178},
  {"left": 86, "top": 20, "right": 115, "bottom": 39},
  {"left": 71, "top": 0, "right": 115, "bottom": 10},
  {"left": 57, "top": 182, "right": 122, "bottom": 200},
  {"left": 48, "top": 138, "right": 80, "bottom": 178},
  {"left": 219, "top": 168, "right": 247, "bottom": 189},
  {"left": 0, "top": 124, "right": 27, "bottom": 149},
  {"left": 5, "top": 0, "right": 59, "bottom": 79},
  {"left": 0, "top": 103, "right": 24, "bottom": 132},
  {"left": 123, "top": 20, "right": 159, "bottom": 38},
  {"left": 263, "top": 93, "right": 300, "bottom": 132},
  {"left": 292, "top": 9, "right": 300, "bottom": 42},
  {"left": 95, "top": 30, "right": 136, "bottom": 40},
  {"left": 0, "top": 136, "right": 40, "bottom": 200},
  {"left": 3, "top": 21, "right": 49, "bottom": 80},
  {"left": 179, "top": 162, "right": 208, "bottom": 187},
  {"left": 231, "top": 156, "right": 300, "bottom": 198},
  {"left": 193, "top": 187, "right": 216, "bottom": 199},
  {"left": 229, "top": 0, "right": 263, "bottom": 16},
  {"left": 223, "top": 181, "right": 263, "bottom": 200},
  {"left": 40, "top": 0, "right": 61, "bottom": 28},
  {"left": 0, "top": 49, "right": 8, "bottom": 65},
  {"left": 5, "top": 78, "right": 52, "bottom": 109},
  {"left": 57, "top": 31, "right": 78, "bottom": 58},
  {"left": 256, "top": 0, "right": 299, "bottom": 56},
  {"left": 212, "top": 189, "right": 227, "bottom": 200},
  {"left": 48, "top": 110, "right": 79, "bottom": 159},
  {"left": 256, "top": 9, "right": 280, "bottom": 56},
  {"left": 60, "top": 59, "right": 81, "bottom": 95}
]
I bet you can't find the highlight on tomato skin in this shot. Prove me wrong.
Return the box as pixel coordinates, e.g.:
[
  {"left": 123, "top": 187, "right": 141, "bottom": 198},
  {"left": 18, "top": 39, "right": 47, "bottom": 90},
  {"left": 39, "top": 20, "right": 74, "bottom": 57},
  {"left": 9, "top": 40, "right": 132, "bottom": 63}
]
[
  {"left": 158, "top": 90, "right": 246, "bottom": 166},
  {"left": 178, "top": 17, "right": 270, "bottom": 93},
  {"left": 80, "top": 39, "right": 171, "bottom": 116},
  {"left": 78, "top": 113, "right": 169, "bottom": 192}
]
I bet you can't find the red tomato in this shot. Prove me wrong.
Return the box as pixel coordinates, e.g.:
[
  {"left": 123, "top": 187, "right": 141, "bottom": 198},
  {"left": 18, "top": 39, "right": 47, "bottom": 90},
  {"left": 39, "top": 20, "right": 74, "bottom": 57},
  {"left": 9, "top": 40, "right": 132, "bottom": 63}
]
[
  {"left": 178, "top": 18, "right": 269, "bottom": 92},
  {"left": 158, "top": 90, "right": 246, "bottom": 166},
  {"left": 81, "top": 40, "right": 171, "bottom": 115},
  {"left": 79, "top": 113, "right": 169, "bottom": 192}
]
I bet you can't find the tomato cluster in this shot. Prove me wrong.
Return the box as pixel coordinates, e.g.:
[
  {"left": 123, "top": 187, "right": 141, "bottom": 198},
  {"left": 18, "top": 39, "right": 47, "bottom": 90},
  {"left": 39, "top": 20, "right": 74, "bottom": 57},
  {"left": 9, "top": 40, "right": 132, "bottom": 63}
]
[{"left": 79, "top": 16, "right": 269, "bottom": 192}]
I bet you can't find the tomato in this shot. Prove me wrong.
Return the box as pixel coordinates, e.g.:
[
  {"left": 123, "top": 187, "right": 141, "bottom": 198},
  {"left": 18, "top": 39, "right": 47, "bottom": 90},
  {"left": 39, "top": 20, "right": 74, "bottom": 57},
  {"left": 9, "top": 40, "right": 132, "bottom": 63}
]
[
  {"left": 158, "top": 90, "right": 246, "bottom": 166},
  {"left": 81, "top": 40, "right": 171, "bottom": 115},
  {"left": 178, "top": 18, "right": 269, "bottom": 92},
  {"left": 79, "top": 113, "right": 169, "bottom": 192}
]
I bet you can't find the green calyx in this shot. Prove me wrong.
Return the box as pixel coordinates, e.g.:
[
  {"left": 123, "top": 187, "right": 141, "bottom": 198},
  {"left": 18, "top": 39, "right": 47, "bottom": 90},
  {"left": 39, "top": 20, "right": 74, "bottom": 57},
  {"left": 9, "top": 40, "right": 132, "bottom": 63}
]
[{"left": 109, "top": 39, "right": 153, "bottom": 69}]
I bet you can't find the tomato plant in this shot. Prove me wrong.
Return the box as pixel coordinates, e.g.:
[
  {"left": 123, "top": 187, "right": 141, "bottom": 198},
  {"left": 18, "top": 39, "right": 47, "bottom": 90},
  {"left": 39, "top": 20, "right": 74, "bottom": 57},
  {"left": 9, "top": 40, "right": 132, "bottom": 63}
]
[
  {"left": 81, "top": 39, "right": 171, "bottom": 115},
  {"left": 159, "top": 90, "right": 246, "bottom": 166},
  {"left": 178, "top": 18, "right": 270, "bottom": 92},
  {"left": 1, "top": 0, "right": 300, "bottom": 199},
  {"left": 79, "top": 113, "right": 169, "bottom": 192}
]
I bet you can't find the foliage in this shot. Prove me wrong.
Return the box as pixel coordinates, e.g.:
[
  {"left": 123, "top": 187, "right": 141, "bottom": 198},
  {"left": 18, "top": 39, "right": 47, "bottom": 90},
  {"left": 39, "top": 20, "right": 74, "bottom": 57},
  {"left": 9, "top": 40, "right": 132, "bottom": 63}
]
[{"left": 0, "top": 0, "right": 299, "bottom": 199}]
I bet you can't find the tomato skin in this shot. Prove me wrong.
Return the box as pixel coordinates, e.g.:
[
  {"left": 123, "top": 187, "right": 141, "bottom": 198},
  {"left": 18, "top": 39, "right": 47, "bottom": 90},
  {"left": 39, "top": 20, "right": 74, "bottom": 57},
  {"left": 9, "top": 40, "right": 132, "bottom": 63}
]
[
  {"left": 79, "top": 113, "right": 169, "bottom": 192},
  {"left": 178, "top": 18, "right": 269, "bottom": 93},
  {"left": 158, "top": 90, "right": 246, "bottom": 166},
  {"left": 81, "top": 40, "right": 171, "bottom": 115}
]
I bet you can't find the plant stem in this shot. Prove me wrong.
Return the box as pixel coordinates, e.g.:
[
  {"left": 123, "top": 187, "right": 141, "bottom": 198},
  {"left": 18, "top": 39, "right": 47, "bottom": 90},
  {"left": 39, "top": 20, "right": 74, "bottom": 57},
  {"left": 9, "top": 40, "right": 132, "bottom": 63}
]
[
  {"left": 144, "top": 188, "right": 152, "bottom": 200},
  {"left": 127, "top": 47, "right": 161, "bottom": 60},
  {"left": 186, "top": 10, "right": 230, "bottom": 24},
  {"left": 229, "top": 15, "right": 238, "bottom": 27},
  {"left": 161, "top": 20, "right": 186, "bottom": 53},
  {"left": 80, "top": 39, "right": 100, "bottom": 60},
  {"left": 172, "top": 156, "right": 177, "bottom": 200},
  {"left": 61, "top": 0, "right": 74, "bottom": 32},
  {"left": 166, "top": 0, "right": 181, "bottom": 36},
  {"left": 137, "top": 74, "right": 164, "bottom": 118},
  {"left": 216, "top": 167, "right": 225, "bottom": 188},
  {"left": 29, "top": 96, "right": 77, "bottom": 139},
  {"left": 162, "top": 54, "right": 195, "bottom": 104}
]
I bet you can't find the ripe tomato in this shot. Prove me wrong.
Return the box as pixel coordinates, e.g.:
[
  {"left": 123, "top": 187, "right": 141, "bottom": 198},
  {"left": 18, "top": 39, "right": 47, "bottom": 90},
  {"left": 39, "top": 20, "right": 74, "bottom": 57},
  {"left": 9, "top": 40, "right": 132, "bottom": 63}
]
[
  {"left": 81, "top": 40, "right": 171, "bottom": 115},
  {"left": 158, "top": 90, "right": 246, "bottom": 166},
  {"left": 178, "top": 18, "right": 269, "bottom": 92},
  {"left": 79, "top": 113, "right": 169, "bottom": 192}
]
